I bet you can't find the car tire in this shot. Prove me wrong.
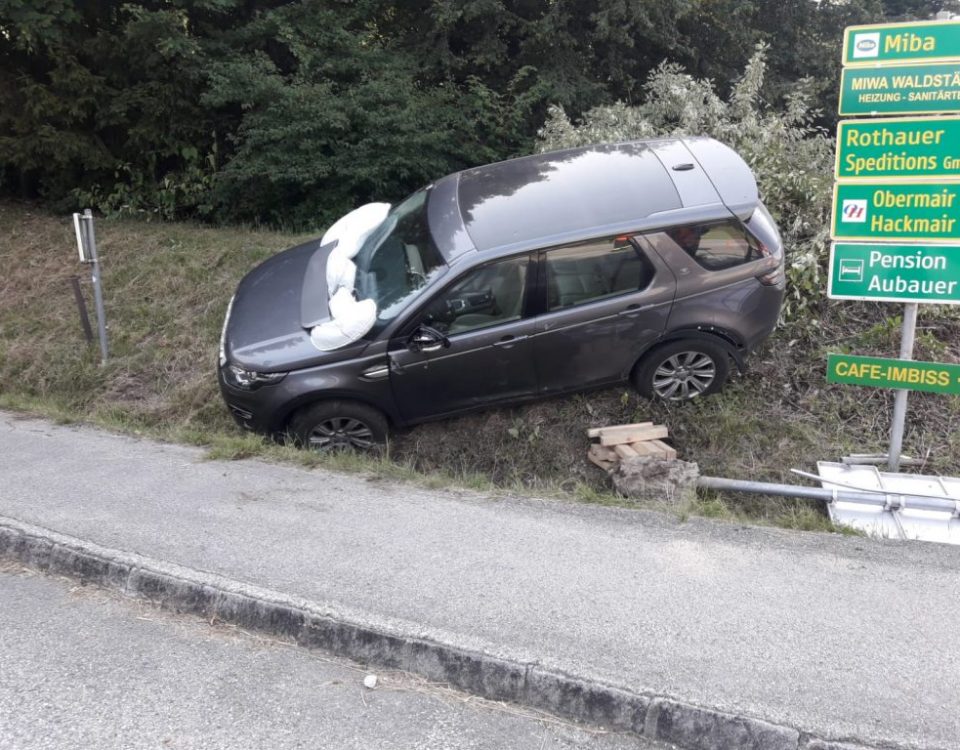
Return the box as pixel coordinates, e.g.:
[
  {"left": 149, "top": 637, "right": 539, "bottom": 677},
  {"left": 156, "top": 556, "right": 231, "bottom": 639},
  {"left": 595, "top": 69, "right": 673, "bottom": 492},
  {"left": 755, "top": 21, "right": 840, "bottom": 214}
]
[
  {"left": 289, "top": 400, "right": 389, "bottom": 452},
  {"left": 633, "top": 340, "right": 730, "bottom": 401}
]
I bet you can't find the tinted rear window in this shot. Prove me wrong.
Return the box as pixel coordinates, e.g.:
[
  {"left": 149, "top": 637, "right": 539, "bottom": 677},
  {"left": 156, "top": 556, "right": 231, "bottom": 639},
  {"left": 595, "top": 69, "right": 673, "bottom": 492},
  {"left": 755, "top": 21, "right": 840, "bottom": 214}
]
[{"left": 664, "top": 221, "right": 761, "bottom": 271}]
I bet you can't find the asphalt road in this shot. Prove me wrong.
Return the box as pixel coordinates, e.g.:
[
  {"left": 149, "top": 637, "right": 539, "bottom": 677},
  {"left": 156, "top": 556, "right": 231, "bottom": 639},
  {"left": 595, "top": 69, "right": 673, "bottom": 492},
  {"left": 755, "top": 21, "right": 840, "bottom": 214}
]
[
  {"left": 0, "top": 564, "right": 667, "bottom": 750},
  {"left": 2, "top": 412, "right": 959, "bottom": 748}
]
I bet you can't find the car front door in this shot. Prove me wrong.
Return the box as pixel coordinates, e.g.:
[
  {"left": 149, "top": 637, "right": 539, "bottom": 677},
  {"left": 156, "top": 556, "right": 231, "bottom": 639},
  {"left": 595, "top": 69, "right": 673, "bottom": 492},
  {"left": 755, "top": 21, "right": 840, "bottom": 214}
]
[
  {"left": 532, "top": 235, "right": 676, "bottom": 395},
  {"left": 388, "top": 254, "right": 539, "bottom": 423}
]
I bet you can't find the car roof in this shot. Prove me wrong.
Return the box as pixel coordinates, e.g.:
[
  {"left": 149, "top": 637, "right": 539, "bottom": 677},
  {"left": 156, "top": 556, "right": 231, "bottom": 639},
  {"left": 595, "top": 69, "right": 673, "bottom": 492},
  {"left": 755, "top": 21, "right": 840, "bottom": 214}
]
[{"left": 428, "top": 137, "right": 758, "bottom": 260}]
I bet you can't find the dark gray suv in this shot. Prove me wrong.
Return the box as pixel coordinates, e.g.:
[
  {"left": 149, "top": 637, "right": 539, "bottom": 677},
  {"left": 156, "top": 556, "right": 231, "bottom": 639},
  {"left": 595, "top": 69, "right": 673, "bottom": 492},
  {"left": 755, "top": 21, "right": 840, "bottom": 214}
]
[{"left": 219, "top": 138, "right": 784, "bottom": 450}]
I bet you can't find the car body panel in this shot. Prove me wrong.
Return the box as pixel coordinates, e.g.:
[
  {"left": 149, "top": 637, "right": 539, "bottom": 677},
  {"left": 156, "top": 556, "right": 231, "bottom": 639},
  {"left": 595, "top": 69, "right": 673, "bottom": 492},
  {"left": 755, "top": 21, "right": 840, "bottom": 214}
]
[
  {"left": 640, "top": 226, "right": 784, "bottom": 354},
  {"left": 299, "top": 241, "right": 335, "bottom": 328},
  {"left": 457, "top": 142, "right": 682, "bottom": 252},
  {"left": 219, "top": 340, "right": 398, "bottom": 433},
  {"left": 388, "top": 316, "right": 541, "bottom": 423},
  {"left": 427, "top": 175, "right": 475, "bottom": 262},
  {"left": 531, "top": 243, "right": 677, "bottom": 394},
  {"left": 225, "top": 238, "right": 346, "bottom": 373},
  {"left": 681, "top": 138, "right": 759, "bottom": 216}
]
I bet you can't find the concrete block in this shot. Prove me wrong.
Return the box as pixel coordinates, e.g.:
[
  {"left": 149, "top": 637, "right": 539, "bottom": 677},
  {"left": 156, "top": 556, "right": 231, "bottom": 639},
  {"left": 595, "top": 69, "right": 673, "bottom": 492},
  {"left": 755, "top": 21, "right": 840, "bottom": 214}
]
[
  {"left": 0, "top": 525, "right": 20, "bottom": 557},
  {"left": 129, "top": 568, "right": 217, "bottom": 619},
  {"left": 803, "top": 740, "right": 877, "bottom": 750},
  {"left": 646, "top": 698, "right": 799, "bottom": 750},
  {"left": 403, "top": 640, "right": 526, "bottom": 703},
  {"left": 47, "top": 545, "right": 130, "bottom": 589},
  {"left": 214, "top": 590, "right": 303, "bottom": 639},
  {"left": 524, "top": 668, "right": 648, "bottom": 731},
  {"left": 14, "top": 534, "right": 54, "bottom": 571}
]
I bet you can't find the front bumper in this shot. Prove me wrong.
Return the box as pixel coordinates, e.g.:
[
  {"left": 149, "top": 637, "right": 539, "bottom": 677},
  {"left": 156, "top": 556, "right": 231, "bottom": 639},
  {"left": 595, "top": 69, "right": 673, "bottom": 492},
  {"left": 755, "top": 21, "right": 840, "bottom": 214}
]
[{"left": 218, "top": 366, "right": 283, "bottom": 434}]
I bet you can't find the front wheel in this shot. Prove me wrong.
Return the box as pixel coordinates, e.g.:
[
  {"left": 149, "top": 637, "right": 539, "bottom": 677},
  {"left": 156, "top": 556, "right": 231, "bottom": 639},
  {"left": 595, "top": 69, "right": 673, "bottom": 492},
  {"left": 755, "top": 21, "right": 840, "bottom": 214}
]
[
  {"left": 289, "top": 400, "right": 389, "bottom": 452},
  {"left": 633, "top": 340, "right": 730, "bottom": 401}
]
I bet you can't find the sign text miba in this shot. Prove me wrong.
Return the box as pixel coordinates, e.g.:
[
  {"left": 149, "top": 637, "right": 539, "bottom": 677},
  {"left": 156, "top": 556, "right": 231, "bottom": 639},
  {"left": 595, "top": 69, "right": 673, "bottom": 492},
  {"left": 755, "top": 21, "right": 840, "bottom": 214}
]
[{"left": 844, "top": 20, "right": 960, "bottom": 66}]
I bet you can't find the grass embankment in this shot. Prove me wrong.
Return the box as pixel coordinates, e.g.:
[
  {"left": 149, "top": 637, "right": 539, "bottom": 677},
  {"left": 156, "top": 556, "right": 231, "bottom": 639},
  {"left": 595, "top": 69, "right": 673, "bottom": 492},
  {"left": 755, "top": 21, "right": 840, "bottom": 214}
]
[{"left": 3, "top": 201, "right": 959, "bottom": 531}]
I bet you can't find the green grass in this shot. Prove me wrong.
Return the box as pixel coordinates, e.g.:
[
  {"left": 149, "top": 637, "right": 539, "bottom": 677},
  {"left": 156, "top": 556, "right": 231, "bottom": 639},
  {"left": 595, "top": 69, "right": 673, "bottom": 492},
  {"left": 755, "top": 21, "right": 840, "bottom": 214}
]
[{"left": 3, "top": 200, "right": 959, "bottom": 534}]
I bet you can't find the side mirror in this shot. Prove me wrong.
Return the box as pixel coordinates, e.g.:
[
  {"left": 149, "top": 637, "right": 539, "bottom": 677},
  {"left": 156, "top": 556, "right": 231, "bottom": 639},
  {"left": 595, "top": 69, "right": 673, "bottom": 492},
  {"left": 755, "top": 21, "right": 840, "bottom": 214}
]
[{"left": 407, "top": 325, "right": 450, "bottom": 353}]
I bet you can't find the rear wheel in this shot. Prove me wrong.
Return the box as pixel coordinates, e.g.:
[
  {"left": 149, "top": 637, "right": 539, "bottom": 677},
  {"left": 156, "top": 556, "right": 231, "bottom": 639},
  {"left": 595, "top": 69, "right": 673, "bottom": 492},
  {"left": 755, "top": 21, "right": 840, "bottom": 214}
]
[
  {"left": 633, "top": 340, "right": 730, "bottom": 401},
  {"left": 289, "top": 400, "right": 389, "bottom": 452}
]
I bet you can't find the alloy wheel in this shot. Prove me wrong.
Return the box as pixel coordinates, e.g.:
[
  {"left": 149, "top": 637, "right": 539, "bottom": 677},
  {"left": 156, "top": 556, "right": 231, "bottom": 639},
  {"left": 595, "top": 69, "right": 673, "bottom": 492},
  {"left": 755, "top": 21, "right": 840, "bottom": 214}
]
[
  {"left": 652, "top": 351, "right": 717, "bottom": 400},
  {"left": 308, "top": 417, "right": 376, "bottom": 450}
]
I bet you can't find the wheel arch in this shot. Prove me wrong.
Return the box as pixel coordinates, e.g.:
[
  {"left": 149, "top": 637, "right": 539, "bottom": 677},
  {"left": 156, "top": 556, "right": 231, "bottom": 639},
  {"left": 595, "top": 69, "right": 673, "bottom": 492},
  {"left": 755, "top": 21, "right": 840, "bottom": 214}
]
[
  {"left": 270, "top": 390, "right": 401, "bottom": 437},
  {"left": 633, "top": 327, "right": 747, "bottom": 377}
]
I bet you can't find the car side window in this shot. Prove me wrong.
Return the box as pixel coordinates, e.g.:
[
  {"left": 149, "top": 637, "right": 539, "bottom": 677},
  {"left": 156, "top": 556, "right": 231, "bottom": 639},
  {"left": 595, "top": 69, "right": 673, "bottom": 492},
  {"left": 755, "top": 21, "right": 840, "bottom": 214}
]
[
  {"left": 419, "top": 256, "right": 529, "bottom": 336},
  {"left": 544, "top": 236, "right": 654, "bottom": 311},
  {"left": 664, "top": 221, "right": 761, "bottom": 271}
]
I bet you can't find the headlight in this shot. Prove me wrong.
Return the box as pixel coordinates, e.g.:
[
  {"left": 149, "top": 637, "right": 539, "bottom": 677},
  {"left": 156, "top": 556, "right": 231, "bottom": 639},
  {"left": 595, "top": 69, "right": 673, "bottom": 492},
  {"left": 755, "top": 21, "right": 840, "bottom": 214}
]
[
  {"left": 222, "top": 365, "right": 287, "bottom": 390},
  {"left": 219, "top": 295, "right": 235, "bottom": 367}
]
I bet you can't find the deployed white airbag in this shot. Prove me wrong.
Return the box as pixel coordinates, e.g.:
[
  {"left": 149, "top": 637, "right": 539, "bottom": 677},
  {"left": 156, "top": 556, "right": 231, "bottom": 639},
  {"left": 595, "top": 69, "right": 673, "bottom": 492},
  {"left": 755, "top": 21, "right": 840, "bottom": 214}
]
[
  {"left": 323, "top": 202, "right": 390, "bottom": 296},
  {"left": 308, "top": 202, "right": 389, "bottom": 351},
  {"left": 309, "top": 287, "right": 377, "bottom": 351},
  {"left": 325, "top": 253, "right": 357, "bottom": 295}
]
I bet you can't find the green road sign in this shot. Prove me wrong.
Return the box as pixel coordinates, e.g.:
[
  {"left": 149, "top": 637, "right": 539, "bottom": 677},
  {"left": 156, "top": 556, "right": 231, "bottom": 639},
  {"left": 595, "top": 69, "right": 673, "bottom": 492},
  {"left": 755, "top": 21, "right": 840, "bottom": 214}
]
[
  {"left": 839, "top": 62, "right": 960, "bottom": 116},
  {"left": 829, "top": 242, "right": 960, "bottom": 303},
  {"left": 831, "top": 181, "right": 960, "bottom": 242},
  {"left": 827, "top": 353, "right": 960, "bottom": 395},
  {"left": 843, "top": 20, "right": 960, "bottom": 66},
  {"left": 836, "top": 116, "right": 960, "bottom": 180}
]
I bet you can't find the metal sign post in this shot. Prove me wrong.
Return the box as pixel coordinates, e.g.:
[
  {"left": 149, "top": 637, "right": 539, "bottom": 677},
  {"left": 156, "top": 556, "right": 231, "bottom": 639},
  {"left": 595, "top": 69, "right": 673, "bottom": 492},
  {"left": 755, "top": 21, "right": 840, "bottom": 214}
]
[
  {"left": 72, "top": 210, "right": 109, "bottom": 364},
  {"left": 887, "top": 304, "right": 918, "bottom": 471}
]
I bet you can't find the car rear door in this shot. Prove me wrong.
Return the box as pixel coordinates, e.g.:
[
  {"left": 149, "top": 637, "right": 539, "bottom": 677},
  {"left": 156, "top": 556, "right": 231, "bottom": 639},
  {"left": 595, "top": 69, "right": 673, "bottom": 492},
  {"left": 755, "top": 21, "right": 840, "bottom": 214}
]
[{"left": 531, "top": 235, "right": 676, "bottom": 395}]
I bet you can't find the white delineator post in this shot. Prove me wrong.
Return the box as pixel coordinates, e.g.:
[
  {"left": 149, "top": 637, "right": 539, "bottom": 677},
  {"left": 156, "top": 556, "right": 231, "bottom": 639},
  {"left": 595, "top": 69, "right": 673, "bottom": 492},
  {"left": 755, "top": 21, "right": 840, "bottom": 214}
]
[
  {"left": 74, "top": 209, "right": 110, "bottom": 365},
  {"left": 887, "top": 302, "right": 918, "bottom": 471}
]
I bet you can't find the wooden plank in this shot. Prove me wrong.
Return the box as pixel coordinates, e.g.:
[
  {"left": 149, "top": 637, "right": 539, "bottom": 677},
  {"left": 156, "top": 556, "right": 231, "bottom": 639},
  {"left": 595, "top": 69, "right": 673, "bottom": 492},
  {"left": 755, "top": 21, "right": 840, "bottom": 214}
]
[
  {"left": 629, "top": 440, "right": 664, "bottom": 458},
  {"left": 588, "top": 444, "right": 618, "bottom": 461},
  {"left": 587, "top": 452, "right": 616, "bottom": 471},
  {"left": 613, "top": 443, "right": 639, "bottom": 459},
  {"left": 648, "top": 439, "right": 677, "bottom": 460},
  {"left": 587, "top": 422, "right": 651, "bottom": 439},
  {"left": 599, "top": 424, "right": 667, "bottom": 446}
]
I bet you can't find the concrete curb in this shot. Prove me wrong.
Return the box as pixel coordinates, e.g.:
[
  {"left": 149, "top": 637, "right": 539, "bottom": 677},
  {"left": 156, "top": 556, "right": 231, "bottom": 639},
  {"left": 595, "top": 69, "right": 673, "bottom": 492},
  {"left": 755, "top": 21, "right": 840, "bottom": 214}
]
[{"left": 0, "top": 516, "right": 897, "bottom": 750}]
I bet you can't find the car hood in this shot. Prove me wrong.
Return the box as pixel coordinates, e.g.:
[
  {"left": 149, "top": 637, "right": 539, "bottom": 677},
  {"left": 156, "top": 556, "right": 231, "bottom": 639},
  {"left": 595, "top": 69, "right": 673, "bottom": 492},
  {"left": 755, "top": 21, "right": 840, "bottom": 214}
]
[{"left": 225, "top": 240, "right": 369, "bottom": 372}]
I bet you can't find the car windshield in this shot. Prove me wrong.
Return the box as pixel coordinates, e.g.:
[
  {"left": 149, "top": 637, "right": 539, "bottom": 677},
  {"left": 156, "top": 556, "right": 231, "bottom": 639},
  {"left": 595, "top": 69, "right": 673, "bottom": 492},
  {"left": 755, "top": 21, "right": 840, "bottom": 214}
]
[{"left": 353, "top": 189, "right": 446, "bottom": 327}]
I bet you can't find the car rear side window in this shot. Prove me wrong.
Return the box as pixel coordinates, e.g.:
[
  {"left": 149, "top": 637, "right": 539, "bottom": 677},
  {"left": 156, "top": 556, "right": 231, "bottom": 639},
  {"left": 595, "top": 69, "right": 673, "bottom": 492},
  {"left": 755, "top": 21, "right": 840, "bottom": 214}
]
[
  {"left": 544, "top": 237, "right": 654, "bottom": 311},
  {"left": 664, "top": 221, "right": 761, "bottom": 271}
]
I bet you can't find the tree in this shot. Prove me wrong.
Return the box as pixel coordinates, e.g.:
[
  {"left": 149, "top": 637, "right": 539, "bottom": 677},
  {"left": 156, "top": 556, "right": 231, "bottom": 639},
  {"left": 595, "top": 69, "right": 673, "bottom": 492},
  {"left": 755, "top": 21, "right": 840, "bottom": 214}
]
[
  {"left": 0, "top": 0, "right": 219, "bottom": 216},
  {"left": 2, "top": 0, "right": 949, "bottom": 226}
]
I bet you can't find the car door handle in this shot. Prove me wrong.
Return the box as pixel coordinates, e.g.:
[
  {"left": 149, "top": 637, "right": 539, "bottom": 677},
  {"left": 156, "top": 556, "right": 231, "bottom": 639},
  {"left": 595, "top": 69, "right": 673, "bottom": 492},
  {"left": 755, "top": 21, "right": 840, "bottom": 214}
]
[
  {"left": 493, "top": 334, "right": 529, "bottom": 347},
  {"left": 618, "top": 303, "right": 652, "bottom": 317}
]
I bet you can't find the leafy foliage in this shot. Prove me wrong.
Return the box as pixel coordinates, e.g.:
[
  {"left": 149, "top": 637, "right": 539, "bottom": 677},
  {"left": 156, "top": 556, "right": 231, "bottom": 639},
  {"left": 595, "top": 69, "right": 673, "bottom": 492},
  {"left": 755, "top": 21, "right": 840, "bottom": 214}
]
[
  {"left": 1, "top": 0, "right": 953, "bottom": 227},
  {"left": 538, "top": 45, "right": 835, "bottom": 322}
]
